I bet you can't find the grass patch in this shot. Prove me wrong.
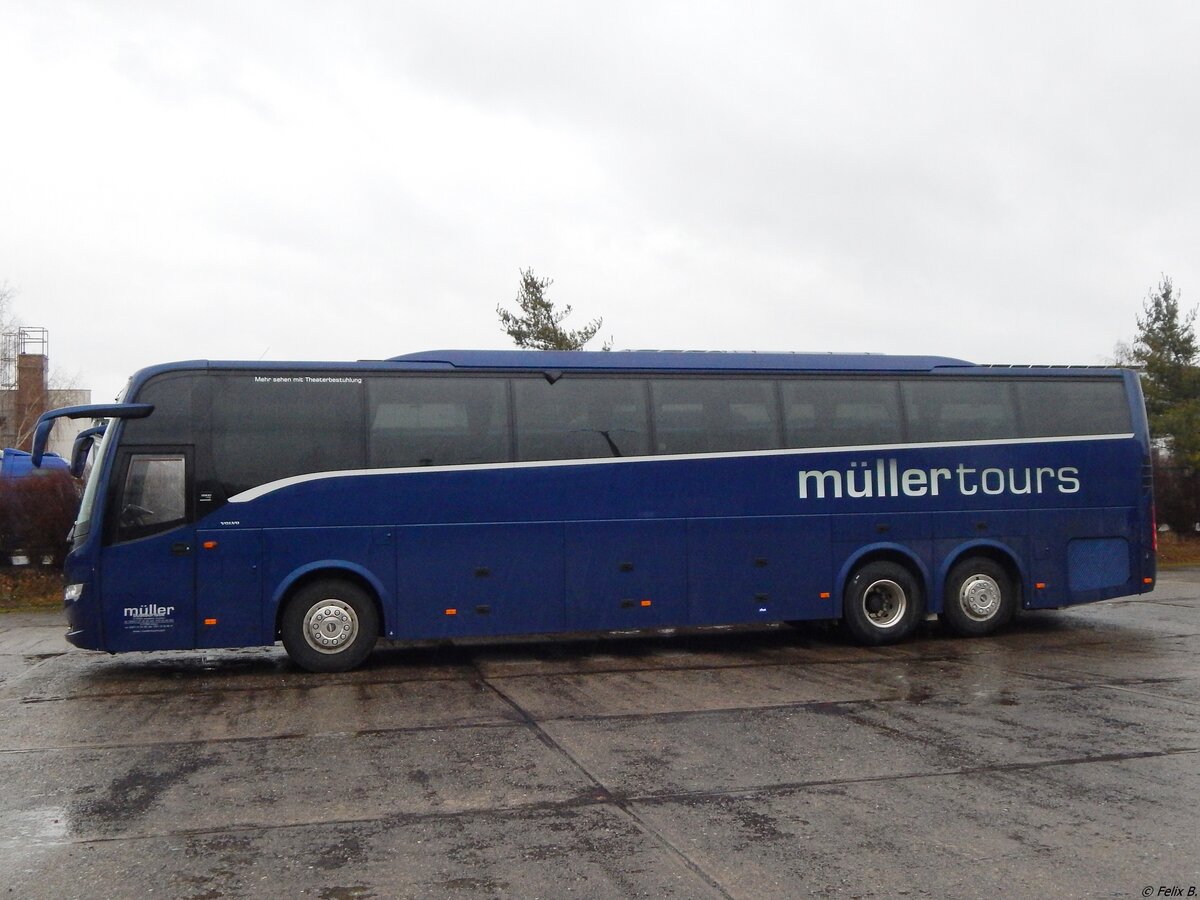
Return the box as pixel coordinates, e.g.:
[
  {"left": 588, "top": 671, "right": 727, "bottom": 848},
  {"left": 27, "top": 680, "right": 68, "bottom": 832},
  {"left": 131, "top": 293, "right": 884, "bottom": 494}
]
[
  {"left": 0, "top": 568, "right": 63, "bottom": 613},
  {"left": 1157, "top": 534, "right": 1200, "bottom": 568}
]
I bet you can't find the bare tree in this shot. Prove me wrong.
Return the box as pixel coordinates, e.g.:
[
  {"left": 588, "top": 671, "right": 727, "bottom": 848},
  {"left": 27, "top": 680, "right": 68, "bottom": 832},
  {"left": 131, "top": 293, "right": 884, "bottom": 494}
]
[
  {"left": 0, "top": 283, "right": 88, "bottom": 450},
  {"left": 0, "top": 282, "right": 16, "bottom": 335}
]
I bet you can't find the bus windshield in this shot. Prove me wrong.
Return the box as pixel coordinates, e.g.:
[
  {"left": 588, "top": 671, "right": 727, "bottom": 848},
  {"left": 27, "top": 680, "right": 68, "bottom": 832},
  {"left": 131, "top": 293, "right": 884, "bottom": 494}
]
[{"left": 73, "top": 418, "right": 115, "bottom": 544}]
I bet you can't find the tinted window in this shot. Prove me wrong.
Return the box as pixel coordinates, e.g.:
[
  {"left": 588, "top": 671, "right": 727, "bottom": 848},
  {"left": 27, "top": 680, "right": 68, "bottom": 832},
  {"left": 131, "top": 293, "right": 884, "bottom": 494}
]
[
  {"left": 117, "top": 454, "right": 186, "bottom": 542},
  {"left": 782, "top": 379, "right": 903, "bottom": 448},
  {"left": 369, "top": 376, "right": 509, "bottom": 467},
  {"left": 515, "top": 377, "right": 649, "bottom": 461},
  {"left": 1016, "top": 379, "right": 1131, "bottom": 436},
  {"left": 651, "top": 379, "right": 780, "bottom": 454},
  {"left": 211, "top": 374, "right": 365, "bottom": 495},
  {"left": 124, "top": 373, "right": 198, "bottom": 444},
  {"left": 902, "top": 379, "right": 1018, "bottom": 442}
]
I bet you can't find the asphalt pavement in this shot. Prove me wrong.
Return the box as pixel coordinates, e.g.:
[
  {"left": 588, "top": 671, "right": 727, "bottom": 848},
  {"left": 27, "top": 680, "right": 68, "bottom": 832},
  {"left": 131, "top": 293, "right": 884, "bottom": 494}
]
[{"left": 2, "top": 573, "right": 1199, "bottom": 898}]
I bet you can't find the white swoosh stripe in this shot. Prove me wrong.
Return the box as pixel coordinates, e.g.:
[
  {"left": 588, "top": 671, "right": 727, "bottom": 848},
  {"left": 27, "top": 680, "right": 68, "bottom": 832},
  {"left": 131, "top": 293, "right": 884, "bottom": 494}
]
[{"left": 227, "top": 433, "right": 1135, "bottom": 503}]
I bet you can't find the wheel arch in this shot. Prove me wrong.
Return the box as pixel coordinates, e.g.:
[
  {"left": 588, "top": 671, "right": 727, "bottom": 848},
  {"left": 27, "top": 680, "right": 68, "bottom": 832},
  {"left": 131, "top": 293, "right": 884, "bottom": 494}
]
[
  {"left": 835, "top": 542, "right": 930, "bottom": 608},
  {"left": 934, "top": 540, "right": 1026, "bottom": 613},
  {"left": 271, "top": 561, "right": 389, "bottom": 639}
]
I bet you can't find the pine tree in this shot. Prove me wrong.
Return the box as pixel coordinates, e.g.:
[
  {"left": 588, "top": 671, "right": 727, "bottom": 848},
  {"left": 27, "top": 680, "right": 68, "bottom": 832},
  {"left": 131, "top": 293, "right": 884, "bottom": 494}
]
[
  {"left": 1133, "top": 277, "right": 1200, "bottom": 462},
  {"left": 1131, "top": 276, "right": 1200, "bottom": 532},
  {"left": 497, "top": 269, "right": 605, "bottom": 351}
]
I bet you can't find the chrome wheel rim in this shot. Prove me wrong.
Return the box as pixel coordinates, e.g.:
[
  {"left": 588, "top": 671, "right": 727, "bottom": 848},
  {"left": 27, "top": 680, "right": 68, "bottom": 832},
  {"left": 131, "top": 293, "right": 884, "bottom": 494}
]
[
  {"left": 302, "top": 599, "right": 359, "bottom": 654},
  {"left": 862, "top": 579, "right": 907, "bottom": 629},
  {"left": 958, "top": 574, "right": 1002, "bottom": 622}
]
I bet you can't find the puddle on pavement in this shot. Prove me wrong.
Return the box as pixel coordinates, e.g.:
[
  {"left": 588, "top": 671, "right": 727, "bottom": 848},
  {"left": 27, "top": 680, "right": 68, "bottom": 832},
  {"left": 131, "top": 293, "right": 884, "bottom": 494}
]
[{"left": 0, "top": 807, "right": 69, "bottom": 846}]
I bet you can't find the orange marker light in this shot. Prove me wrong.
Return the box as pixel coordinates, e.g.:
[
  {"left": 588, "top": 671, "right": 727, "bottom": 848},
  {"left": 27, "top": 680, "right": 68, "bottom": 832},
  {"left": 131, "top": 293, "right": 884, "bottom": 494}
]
[
  {"left": 1144, "top": 577, "right": 1154, "bottom": 585},
  {"left": 640, "top": 599, "right": 652, "bottom": 607},
  {"left": 203, "top": 618, "right": 217, "bottom": 626},
  {"left": 445, "top": 608, "right": 457, "bottom": 616},
  {"left": 819, "top": 592, "right": 831, "bottom": 600},
  {"left": 203, "top": 541, "right": 218, "bottom": 550},
  {"left": 1035, "top": 582, "right": 1046, "bottom": 590}
]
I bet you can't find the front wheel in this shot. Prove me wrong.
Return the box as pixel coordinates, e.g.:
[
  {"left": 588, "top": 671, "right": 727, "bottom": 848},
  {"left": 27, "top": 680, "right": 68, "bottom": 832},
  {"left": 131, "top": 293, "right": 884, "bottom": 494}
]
[
  {"left": 940, "top": 557, "right": 1016, "bottom": 637},
  {"left": 842, "top": 561, "right": 924, "bottom": 645},
  {"left": 281, "top": 579, "right": 380, "bottom": 672}
]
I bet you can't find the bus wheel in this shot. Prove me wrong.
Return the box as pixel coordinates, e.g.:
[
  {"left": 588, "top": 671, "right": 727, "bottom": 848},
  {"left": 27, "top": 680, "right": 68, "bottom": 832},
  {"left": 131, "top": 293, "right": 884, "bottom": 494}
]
[
  {"left": 281, "top": 579, "right": 380, "bottom": 673},
  {"left": 842, "top": 561, "right": 924, "bottom": 645},
  {"left": 941, "top": 557, "right": 1015, "bottom": 637}
]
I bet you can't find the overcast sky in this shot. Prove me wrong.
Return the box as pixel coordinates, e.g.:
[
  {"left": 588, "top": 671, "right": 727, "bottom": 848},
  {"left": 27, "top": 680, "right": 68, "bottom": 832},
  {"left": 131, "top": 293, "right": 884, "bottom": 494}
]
[{"left": 2, "top": 1, "right": 1198, "bottom": 402}]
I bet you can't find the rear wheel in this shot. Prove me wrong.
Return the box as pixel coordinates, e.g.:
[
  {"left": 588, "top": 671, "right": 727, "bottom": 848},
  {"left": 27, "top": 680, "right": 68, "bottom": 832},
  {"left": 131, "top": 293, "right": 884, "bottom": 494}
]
[
  {"left": 941, "top": 557, "right": 1016, "bottom": 637},
  {"left": 281, "top": 579, "right": 380, "bottom": 672},
  {"left": 842, "top": 560, "right": 924, "bottom": 645}
]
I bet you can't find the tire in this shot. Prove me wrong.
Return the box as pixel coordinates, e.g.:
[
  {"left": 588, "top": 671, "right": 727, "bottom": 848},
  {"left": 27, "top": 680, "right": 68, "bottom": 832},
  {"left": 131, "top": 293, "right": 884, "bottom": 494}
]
[
  {"left": 940, "top": 557, "right": 1016, "bottom": 637},
  {"left": 842, "top": 560, "right": 924, "bottom": 645},
  {"left": 281, "top": 579, "right": 380, "bottom": 673}
]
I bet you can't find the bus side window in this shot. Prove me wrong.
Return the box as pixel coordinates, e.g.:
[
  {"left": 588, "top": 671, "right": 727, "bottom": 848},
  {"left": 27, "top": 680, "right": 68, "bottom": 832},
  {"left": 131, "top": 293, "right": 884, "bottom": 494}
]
[
  {"left": 782, "top": 379, "right": 903, "bottom": 448},
  {"left": 514, "top": 378, "right": 650, "bottom": 461},
  {"left": 368, "top": 377, "right": 510, "bottom": 468},
  {"left": 211, "top": 375, "right": 365, "bottom": 496},
  {"left": 902, "top": 379, "right": 1018, "bottom": 442},
  {"left": 117, "top": 454, "right": 187, "bottom": 542},
  {"left": 1015, "top": 380, "right": 1132, "bottom": 437},
  {"left": 651, "top": 379, "right": 780, "bottom": 455}
]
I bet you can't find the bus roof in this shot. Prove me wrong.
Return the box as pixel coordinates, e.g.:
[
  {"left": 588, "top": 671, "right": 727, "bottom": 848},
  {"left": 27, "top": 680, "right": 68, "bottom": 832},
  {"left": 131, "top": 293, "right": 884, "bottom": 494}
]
[
  {"left": 385, "top": 349, "right": 975, "bottom": 372},
  {"left": 119, "top": 352, "right": 1136, "bottom": 396}
]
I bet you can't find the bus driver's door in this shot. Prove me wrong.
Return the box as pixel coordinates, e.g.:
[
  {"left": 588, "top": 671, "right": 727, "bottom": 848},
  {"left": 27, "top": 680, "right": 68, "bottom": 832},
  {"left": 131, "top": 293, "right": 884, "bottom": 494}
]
[{"left": 98, "top": 447, "right": 196, "bottom": 651}]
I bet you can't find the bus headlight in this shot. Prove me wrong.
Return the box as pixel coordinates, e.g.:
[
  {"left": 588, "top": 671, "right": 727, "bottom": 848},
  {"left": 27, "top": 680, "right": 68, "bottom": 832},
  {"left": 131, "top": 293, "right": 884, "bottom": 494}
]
[{"left": 64, "top": 584, "right": 84, "bottom": 603}]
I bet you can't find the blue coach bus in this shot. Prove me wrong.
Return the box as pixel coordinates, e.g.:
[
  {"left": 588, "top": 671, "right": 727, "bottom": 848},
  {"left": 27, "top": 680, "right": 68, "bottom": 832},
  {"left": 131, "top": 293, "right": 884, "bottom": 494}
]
[{"left": 32, "top": 350, "right": 1155, "bottom": 672}]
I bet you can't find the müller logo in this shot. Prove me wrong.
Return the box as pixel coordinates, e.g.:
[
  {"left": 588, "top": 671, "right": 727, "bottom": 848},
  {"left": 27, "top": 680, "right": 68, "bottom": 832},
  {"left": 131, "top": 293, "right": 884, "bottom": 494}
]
[
  {"left": 124, "top": 604, "right": 175, "bottom": 618},
  {"left": 798, "top": 459, "right": 1081, "bottom": 500}
]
